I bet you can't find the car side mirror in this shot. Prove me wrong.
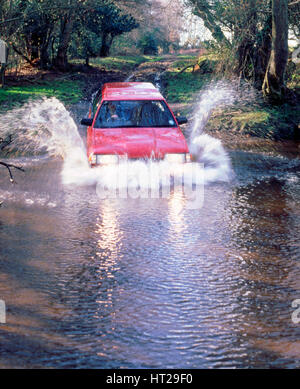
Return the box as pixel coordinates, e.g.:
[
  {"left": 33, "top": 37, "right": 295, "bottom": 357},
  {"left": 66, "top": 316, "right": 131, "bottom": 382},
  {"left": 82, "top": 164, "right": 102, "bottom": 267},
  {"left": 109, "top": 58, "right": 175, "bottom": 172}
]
[
  {"left": 81, "top": 117, "right": 93, "bottom": 126},
  {"left": 177, "top": 116, "right": 188, "bottom": 125}
]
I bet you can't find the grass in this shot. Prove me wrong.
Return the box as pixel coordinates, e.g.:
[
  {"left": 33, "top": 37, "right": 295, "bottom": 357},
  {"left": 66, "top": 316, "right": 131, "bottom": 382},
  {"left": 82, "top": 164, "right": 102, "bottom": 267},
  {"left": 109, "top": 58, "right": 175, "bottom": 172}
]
[
  {"left": 163, "top": 55, "right": 213, "bottom": 105},
  {"left": 165, "top": 71, "right": 210, "bottom": 104},
  {"left": 206, "top": 104, "right": 300, "bottom": 140},
  {"left": 232, "top": 111, "right": 271, "bottom": 129},
  {"left": 0, "top": 79, "right": 84, "bottom": 113}
]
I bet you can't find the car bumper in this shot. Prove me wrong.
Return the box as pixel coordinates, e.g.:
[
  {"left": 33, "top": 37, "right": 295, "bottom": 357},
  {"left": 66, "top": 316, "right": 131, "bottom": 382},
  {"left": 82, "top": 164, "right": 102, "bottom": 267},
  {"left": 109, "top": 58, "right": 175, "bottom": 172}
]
[{"left": 89, "top": 153, "right": 191, "bottom": 166}]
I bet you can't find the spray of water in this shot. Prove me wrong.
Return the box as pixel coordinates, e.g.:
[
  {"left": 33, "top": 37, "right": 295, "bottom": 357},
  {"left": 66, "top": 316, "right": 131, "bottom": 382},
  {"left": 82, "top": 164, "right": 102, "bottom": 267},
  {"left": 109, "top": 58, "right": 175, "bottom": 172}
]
[
  {"left": 190, "top": 81, "right": 237, "bottom": 139},
  {"left": 0, "top": 81, "right": 237, "bottom": 192},
  {"left": 0, "top": 97, "right": 87, "bottom": 166},
  {"left": 61, "top": 80, "right": 236, "bottom": 187},
  {"left": 187, "top": 81, "right": 238, "bottom": 182}
]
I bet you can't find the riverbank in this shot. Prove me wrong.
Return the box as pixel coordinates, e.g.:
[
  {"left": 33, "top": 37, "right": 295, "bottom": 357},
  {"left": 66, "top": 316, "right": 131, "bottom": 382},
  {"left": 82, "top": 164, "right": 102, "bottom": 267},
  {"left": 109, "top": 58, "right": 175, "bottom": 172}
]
[
  {"left": 1, "top": 54, "right": 299, "bottom": 155},
  {"left": 161, "top": 55, "right": 299, "bottom": 148}
]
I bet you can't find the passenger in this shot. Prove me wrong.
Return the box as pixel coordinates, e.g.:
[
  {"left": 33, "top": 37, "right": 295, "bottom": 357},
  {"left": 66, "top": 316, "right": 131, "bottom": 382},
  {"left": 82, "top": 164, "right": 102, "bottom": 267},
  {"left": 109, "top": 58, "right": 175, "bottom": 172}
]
[{"left": 140, "top": 102, "right": 160, "bottom": 126}]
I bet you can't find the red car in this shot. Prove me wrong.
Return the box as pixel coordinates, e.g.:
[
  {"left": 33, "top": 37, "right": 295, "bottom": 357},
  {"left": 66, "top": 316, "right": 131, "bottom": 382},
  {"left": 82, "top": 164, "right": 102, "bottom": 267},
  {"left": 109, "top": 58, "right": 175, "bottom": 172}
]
[{"left": 81, "top": 82, "right": 190, "bottom": 166}]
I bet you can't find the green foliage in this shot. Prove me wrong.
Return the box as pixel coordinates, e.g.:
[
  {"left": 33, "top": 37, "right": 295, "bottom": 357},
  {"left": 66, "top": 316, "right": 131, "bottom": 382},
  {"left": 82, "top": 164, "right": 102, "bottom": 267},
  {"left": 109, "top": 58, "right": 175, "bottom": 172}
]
[
  {"left": 69, "top": 1, "right": 139, "bottom": 60},
  {"left": 138, "top": 33, "right": 159, "bottom": 55},
  {"left": 98, "top": 3, "right": 139, "bottom": 37},
  {"left": 0, "top": 0, "right": 139, "bottom": 67},
  {"left": 163, "top": 52, "right": 299, "bottom": 141},
  {"left": 70, "top": 27, "right": 102, "bottom": 63},
  {"left": 1, "top": 0, "right": 60, "bottom": 67},
  {"left": 89, "top": 2, "right": 139, "bottom": 57}
]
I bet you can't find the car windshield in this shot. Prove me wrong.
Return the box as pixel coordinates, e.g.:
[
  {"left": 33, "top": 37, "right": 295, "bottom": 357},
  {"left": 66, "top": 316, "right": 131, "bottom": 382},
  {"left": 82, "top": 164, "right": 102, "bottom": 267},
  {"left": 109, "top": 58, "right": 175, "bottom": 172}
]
[{"left": 94, "top": 100, "right": 176, "bottom": 128}]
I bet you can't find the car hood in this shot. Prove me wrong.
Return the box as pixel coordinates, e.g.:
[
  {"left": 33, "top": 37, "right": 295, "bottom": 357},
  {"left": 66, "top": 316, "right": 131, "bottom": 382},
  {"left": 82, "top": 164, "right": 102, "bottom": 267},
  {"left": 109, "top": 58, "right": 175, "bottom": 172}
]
[{"left": 91, "top": 127, "right": 189, "bottom": 158}]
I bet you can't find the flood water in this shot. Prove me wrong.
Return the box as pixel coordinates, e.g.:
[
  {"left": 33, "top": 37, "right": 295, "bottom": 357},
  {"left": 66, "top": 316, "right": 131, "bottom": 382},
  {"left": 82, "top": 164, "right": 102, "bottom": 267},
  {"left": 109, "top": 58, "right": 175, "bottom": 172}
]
[{"left": 0, "top": 96, "right": 300, "bottom": 368}]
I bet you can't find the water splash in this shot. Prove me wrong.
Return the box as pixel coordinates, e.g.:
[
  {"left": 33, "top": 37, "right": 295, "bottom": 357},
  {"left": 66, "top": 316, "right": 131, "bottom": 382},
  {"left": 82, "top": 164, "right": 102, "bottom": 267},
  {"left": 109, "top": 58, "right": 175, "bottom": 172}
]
[
  {"left": 190, "top": 134, "right": 232, "bottom": 182},
  {"left": 190, "top": 81, "right": 237, "bottom": 139},
  {"left": 188, "top": 81, "right": 237, "bottom": 182},
  {"left": 0, "top": 97, "right": 87, "bottom": 167},
  {"left": 0, "top": 90, "right": 235, "bottom": 191}
]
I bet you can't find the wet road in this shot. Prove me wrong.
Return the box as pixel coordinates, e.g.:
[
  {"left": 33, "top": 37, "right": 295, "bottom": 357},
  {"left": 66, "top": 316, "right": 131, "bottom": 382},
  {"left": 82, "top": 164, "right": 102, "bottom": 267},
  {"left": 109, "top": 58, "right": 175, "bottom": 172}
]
[
  {"left": 0, "top": 97, "right": 300, "bottom": 368},
  {"left": 0, "top": 150, "right": 300, "bottom": 368}
]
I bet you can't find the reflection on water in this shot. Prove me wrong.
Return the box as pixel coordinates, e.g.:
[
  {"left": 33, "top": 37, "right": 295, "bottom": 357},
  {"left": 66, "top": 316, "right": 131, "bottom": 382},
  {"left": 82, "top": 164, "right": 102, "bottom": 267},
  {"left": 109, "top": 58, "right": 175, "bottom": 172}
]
[
  {"left": 95, "top": 200, "right": 121, "bottom": 314},
  {"left": 0, "top": 99, "right": 300, "bottom": 367},
  {"left": 224, "top": 167, "right": 300, "bottom": 365},
  {"left": 1, "top": 150, "right": 299, "bottom": 368},
  {"left": 168, "top": 190, "right": 187, "bottom": 236}
]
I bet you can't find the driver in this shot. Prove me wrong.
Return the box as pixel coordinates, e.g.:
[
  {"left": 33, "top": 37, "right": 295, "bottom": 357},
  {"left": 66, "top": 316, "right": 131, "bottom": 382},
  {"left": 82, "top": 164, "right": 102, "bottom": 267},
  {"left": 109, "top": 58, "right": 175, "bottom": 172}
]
[{"left": 107, "top": 102, "right": 119, "bottom": 121}]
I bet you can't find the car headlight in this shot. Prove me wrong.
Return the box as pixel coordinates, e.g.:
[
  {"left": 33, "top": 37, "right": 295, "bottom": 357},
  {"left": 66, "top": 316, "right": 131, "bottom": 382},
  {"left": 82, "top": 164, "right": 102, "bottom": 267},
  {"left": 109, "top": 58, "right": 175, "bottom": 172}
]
[
  {"left": 164, "top": 153, "right": 190, "bottom": 163},
  {"left": 96, "top": 154, "right": 119, "bottom": 165},
  {"left": 89, "top": 153, "right": 97, "bottom": 165}
]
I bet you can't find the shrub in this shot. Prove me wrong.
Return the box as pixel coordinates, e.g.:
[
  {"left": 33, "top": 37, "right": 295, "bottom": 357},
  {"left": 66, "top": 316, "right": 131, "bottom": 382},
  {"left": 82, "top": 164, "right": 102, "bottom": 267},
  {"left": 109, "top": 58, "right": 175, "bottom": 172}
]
[{"left": 138, "top": 34, "right": 158, "bottom": 55}]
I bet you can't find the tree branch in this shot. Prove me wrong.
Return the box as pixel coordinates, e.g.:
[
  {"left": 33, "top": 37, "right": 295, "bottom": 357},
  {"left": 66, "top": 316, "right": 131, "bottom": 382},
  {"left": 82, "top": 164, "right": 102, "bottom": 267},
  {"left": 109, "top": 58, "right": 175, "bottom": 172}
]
[
  {"left": 0, "top": 135, "right": 12, "bottom": 150},
  {"left": 191, "top": 2, "right": 231, "bottom": 46},
  {"left": 11, "top": 44, "right": 36, "bottom": 66},
  {"left": 0, "top": 6, "right": 74, "bottom": 26},
  {"left": 0, "top": 136, "right": 24, "bottom": 183},
  {"left": 289, "top": 1, "right": 300, "bottom": 6},
  {"left": 177, "top": 62, "right": 198, "bottom": 74},
  {"left": 0, "top": 161, "right": 25, "bottom": 182}
]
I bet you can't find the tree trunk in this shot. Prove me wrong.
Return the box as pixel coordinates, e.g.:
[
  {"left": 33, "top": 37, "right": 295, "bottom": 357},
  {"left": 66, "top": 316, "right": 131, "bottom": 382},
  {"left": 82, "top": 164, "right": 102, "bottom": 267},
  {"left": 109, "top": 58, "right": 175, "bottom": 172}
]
[
  {"left": 30, "top": 33, "right": 40, "bottom": 62},
  {"left": 262, "top": 0, "right": 289, "bottom": 102},
  {"left": 253, "top": 9, "right": 272, "bottom": 89},
  {"left": 0, "top": 64, "right": 6, "bottom": 88},
  {"left": 100, "top": 33, "right": 113, "bottom": 57},
  {"left": 53, "top": 13, "right": 75, "bottom": 71},
  {"left": 40, "top": 23, "right": 54, "bottom": 69},
  {"left": 40, "top": 45, "right": 50, "bottom": 69}
]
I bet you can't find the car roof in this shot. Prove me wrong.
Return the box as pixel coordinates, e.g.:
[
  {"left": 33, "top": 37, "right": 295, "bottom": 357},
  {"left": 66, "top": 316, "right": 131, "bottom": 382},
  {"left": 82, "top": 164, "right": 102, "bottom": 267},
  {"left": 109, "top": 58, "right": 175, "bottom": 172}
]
[{"left": 102, "top": 82, "right": 164, "bottom": 101}]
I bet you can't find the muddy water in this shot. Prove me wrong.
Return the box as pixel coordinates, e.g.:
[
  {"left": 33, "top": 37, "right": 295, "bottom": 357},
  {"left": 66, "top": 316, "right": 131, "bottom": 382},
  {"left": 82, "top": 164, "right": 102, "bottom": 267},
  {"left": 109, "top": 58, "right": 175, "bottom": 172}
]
[{"left": 0, "top": 97, "right": 300, "bottom": 368}]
